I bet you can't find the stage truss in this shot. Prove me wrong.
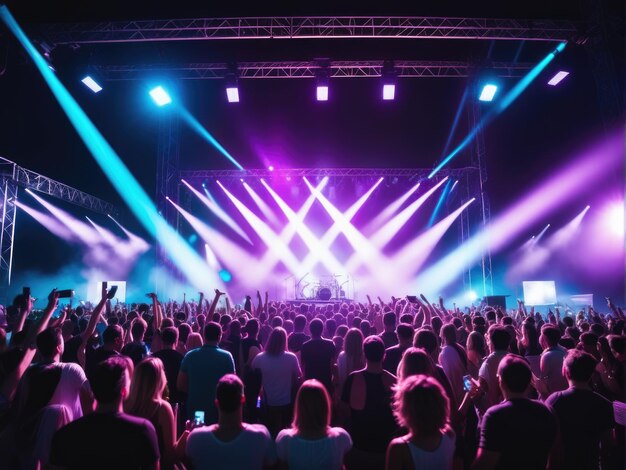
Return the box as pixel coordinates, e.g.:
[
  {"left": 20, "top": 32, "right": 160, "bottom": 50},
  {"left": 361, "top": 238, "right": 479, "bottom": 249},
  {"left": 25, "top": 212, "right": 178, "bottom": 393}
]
[
  {"left": 34, "top": 13, "right": 604, "bottom": 297},
  {"left": 0, "top": 157, "right": 118, "bottom": 297},
  {"left": 40, "top": 16, "right": 578, "bottom": 45},
  {"left": 95, "top": 60, "right": 534, "bottom": 81}
]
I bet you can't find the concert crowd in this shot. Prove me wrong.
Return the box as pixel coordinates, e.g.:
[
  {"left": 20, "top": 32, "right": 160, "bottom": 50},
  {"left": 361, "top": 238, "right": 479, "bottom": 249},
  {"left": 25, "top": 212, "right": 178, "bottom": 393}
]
[{"left": 0, "top": 287, "right": 623, "bottom": 469}]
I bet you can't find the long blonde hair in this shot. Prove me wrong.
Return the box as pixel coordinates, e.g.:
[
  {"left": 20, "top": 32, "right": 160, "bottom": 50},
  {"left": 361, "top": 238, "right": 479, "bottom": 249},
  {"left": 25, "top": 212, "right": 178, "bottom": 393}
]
[
  {"left": 126, "top": 357, "right": 167, "bottom": 419},
  {"left": 344, "top": 328, "right": 365, "bottom": 375},
  {"left": 292, "top": 379, "right": 330, "bottom": 435}
]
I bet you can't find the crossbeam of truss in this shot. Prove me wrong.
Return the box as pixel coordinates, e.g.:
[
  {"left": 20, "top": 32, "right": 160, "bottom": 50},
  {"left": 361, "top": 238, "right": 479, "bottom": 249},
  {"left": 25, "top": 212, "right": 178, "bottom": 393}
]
[
  {"left": 180, "top": 167, "right": 476, "bottom": 181},
  {"left": 96, "top": 60, "right": 533, "bottom": 80},
  {"left": 0, "top": 157, "right": 118, "bottom": 216},
  {"left": 41, "top": 16, "right": 578, "bottom": 46}
]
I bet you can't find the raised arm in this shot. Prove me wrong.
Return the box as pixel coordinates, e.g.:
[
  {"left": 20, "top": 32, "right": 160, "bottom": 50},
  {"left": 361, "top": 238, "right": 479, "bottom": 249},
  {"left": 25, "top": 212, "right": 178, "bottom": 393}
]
[
  {"left": 196, "top": 292, "right": 204, "bottom": 318},
  {"left": 0, "top": 289, "right": 59, "bottom": 401},
  {"left": 78, "top": 286, "right": 109, "bottom": 369},
  {"left": 208, "top": 289, "right": 223, "bottom": 318},
  {"left": 13, "top": 294, "right": 34, "bottom": 335}
]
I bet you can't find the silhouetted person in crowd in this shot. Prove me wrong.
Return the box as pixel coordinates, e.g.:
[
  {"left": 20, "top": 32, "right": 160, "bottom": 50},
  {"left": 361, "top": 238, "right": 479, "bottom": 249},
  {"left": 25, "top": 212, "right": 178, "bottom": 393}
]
[
  {"left": 301, "top": 318, "right": 336, "bottom": 394},
  {"left": 382, "top": 323, "right": 413, "bottom": 375},
  {"left": 185, "top": 374, "right": 276, "bottom": 469},
  {"left": 177, "top": 322, "right": 234, "bottom": 423},
  {"left": 538, "top": 324, "right": 568, "bottom": 398},
  {"left": 85, "top": 325, "right": 124, "bottom": 381},
  {"left": 252, "top": 327, "right": 301, "bottom": 437},
  {"left": 50, "top": 356, "right": 160, "bottom": 469},
  {"left": 546, "top": 349, "right": 615, "bottom": 470},
  {"left": 472, "top": 355, "right": 557, "bottom": 470},
  {"left": 36, "top": 326, "right": 92, "bottom": 420},
  {"left": 380, "top": 312, "right": 398, "bottom": 348},
  {"left": 121, "top": 318, "right": 149, "bottom": 365},
  {"left": 341, "top": 336, "right": 397, "bottom": 470},
  {"left": 478, "top": 326, "right": 511, "bottom": 412},
  {"left": 152, "top": 326, "right": 185, "bottom": 405},
  {"left": 288, "top": 314, "right": 310, "bottom": 354},
  {"left": 414, "top": 328, "right": 456, "bottom": 406}
]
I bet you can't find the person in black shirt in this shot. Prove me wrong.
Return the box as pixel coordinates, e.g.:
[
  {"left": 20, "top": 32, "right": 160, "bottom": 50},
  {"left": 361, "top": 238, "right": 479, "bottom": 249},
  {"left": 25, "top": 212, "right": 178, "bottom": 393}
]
[
  {"left": 220, "top": 320, "right": 243, "bottom": 374},
  {"left": 546, "top": 349, "right": 615, "bottom": 470},
  {"left": 379, "top": 311, "right": 398, "bottom": 349},
  {"left": 50, "top": 356, "right": 160, "bottom": 469},
  {"left": 341, "top": 335, "right": 397, "bottom": 470},
  {"left": 301, "top": 318, "right": 336, "bottom": 393},
  {"left": 288, "top": 315, "right": 310, "bottom": 353},
  {"left": 152, "top": 326, "right": 184, "bottom": 405},
  {"left": 121, "top": 318, "right": 149, "bottom": 366},
  {"left": 472, "top": 354, "right": 557, "bottom": 470},
  {"left": 85, "top": 325, "right": 124, "bottom": 382},
  {"left": 382, "top": 323, "right": 413, "bottom": 374},
  {"left": 241, "top": 319, "right": 263, "bottom": 421}
]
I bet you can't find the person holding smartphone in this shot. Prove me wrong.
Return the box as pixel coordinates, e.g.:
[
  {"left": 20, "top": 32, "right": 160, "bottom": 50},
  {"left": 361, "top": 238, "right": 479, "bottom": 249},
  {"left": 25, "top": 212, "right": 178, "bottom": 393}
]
[{"left": 185, "top": 374, "right": 276, "bottom": 469}]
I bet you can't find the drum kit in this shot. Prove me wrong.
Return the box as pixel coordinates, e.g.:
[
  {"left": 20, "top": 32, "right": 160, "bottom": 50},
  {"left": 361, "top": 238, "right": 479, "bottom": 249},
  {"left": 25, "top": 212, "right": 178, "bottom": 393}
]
[{"left": 297, "top": 273, "right": 350, "bottom": 300}]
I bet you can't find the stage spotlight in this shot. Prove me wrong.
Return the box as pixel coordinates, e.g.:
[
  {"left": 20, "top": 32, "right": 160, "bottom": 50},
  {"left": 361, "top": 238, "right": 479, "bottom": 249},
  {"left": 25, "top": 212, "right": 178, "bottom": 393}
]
[
  {"left": 382, "top": 84, "right": 396, "bottom": 101},
  {"left": 149, "top": 86, "right": 172, "bottom": 106},
  {"left": 381, "top": 61, "right": 397, "bottom": 101},
  {"left": 316, "top": 64, "right": 330, "bottom": 102},
  {"left": 226, "top": 86, "right": 239, "bottom": 103},
  {"left": 268, "top": 165, "right": 274, "bottom": 172},
  {"left": 81, "top": 76, "right": 102, "bottom": 93},
  {"left": 466, "top": 290, "right": 478, "bottom": 302},
  {"left": 219, "top": 268, "right": 232, "bottom": 282},
  {"left": 547, "top": 71, "right": 569, "bottom": 86},
  {"left": 479, "top": 84, "right": 498, "bottom": 102},
  {"left": 316, "top": 84, "right": 329, "bottom": 101}
]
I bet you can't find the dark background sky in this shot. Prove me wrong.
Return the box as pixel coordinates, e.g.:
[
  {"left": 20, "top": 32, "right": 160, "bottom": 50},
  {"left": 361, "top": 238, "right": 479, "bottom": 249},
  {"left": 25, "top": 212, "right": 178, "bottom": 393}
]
[{"left": 0, "top": 0, "right": 623, "bottom": 302}]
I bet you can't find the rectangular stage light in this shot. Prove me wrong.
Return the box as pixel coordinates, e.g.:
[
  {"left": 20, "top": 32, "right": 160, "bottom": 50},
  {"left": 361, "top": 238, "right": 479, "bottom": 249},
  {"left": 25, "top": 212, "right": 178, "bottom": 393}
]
[
  {"left": 81, "top": 76, "right": 102, "bottom": 93},
  {"left": 149, "top": 86, "right": 172, "bottom": 106},
  {"left": 316, "top": 85, "right": 329, "bottom": 101},
  {"left": 479, "top": 84, "right": 498, "bottom": 102},
  {"left": 523, "top": 280, "right": 557, "bottom": 306},
  {"left": 383, "top": 84, "right": 396, "bottom": 101},
  {"left": 226, "top": 87, "right": 240, "bottom": 103},
  {"left": 547, "top": 71, "right": 569, "bottom": 86}
]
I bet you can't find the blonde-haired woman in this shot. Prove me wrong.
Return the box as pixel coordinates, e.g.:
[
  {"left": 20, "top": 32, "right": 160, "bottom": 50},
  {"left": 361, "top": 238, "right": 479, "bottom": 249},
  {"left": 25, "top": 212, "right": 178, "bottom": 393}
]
[
  {"left": 386, "top": 375, "right": 455, "bottom": 470},
  {"left": 125, "top": 357, "right": 185, "bottom": 468},
  {"left": 276, "top": 379, "right": 352, "bottom": 469},
  {"left": 336, "top": 328, "right": 365, "bottom": 392}
]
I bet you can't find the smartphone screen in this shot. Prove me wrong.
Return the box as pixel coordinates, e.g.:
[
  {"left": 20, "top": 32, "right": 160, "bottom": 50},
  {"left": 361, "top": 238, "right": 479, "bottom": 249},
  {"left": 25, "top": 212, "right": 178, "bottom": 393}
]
[
  {"left": 463, "top": 374, "right": 472, "bottom": 392},
  {"left": 194, "top": 410, "right": 205, "bottom": 426}
]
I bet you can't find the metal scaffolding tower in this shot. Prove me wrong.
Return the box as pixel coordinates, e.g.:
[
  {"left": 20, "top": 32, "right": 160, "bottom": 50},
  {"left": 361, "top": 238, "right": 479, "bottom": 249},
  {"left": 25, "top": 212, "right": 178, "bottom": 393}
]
[
  {"left": 0, "top": 157, "right": 118, "bottom": 296},
  {"left": 155, "top": 113, "right": 181, "bottom": 288}
]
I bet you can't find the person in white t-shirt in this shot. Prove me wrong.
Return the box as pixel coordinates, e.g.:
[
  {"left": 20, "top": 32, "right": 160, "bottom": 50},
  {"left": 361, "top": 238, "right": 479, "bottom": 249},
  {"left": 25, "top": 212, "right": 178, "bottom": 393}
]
[
  {"left": 276, "top": 379, "right": 352, "bottom": 470},
  {"left": 36, "top": 326, "right": 92, "bottom": 420},
  {"left": 252, "top": 327, "right": 302, "bottom": 436},
  {"left": 185, "top": 374, "right": 276, "bottom": 470}
]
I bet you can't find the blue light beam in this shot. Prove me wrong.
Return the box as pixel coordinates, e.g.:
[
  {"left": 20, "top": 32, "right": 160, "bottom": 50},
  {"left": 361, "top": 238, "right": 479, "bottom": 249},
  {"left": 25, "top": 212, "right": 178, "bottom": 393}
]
[
  {"left": 429, "top": 42, "right": 566, "bottom": 179},
  {"left": 177, "top": 107, "right": 244, "bottom": 170},
  {"left": 0, "top": 6, "right": 220, "bottom": 291},
  {"left": 427, "top": 179, "right": 452, "bottom": 227}
]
